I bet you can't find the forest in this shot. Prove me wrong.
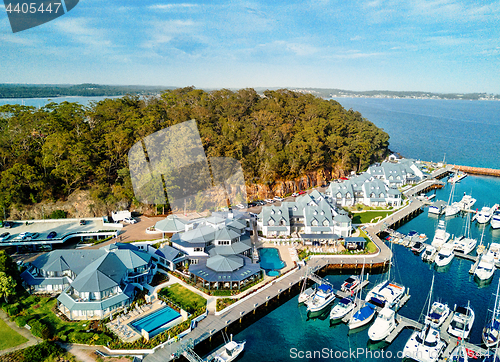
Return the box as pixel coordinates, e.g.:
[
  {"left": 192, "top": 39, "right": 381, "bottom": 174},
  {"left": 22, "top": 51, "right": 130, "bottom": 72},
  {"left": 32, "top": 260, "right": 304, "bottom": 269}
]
[{"left": 0, "top": 87, "right": 389, "bottom": 216}]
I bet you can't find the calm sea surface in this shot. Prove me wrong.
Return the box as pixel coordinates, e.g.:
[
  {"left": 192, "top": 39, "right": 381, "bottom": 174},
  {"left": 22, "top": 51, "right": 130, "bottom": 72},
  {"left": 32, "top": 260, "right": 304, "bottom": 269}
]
[{"left": 3, "top": 96, "right": 500, "bottom": 361}]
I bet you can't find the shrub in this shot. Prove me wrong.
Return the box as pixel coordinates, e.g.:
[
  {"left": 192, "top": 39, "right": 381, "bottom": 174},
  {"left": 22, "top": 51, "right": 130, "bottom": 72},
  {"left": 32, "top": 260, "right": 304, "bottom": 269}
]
[
  {"left": 6, "top": 304, "right": 20, "bottom": 316},
  {"left": 14, "top": 315, "right": 30, "bottom": 328},
  {"left": 23, "top": 341, "right": 63, "bottom": 362},
  {"left": 29, "top": 319, "right": 52, "bottom": 340},
  {"left": 49, "top": 210, "right": 67, "bottom": 219}
]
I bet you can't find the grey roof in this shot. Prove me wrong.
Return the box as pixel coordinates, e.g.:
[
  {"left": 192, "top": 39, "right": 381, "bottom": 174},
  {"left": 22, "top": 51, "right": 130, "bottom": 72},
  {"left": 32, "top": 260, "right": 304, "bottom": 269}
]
[
  {"left": 156, "top": 245, "right": 184, "bottom": 262},
  {"left": 206, "top": 255, "right": 244, "bottom": 272},
  {"left": 208, "top": 241, "right": 252, "bottom": 256},
  {"left": 205, "top": 215, "right": 226, "bottom": 225},
  {"left": 214, "top": 227, "right": 241, "bottom": 241},
  {"left": 179, "top": 225, "right": 216, "bottom": 244},
  {"left": 334, "top": 214, "right": 351, "bottom": 223},
  {"left": 154, "top": 215, "right": 188, "bottom": 232},
  {"left": 21, "top": 270, "right": 71, "bottom": 286},
  {"left": 225, "top": 219, "right": 247, "bottom": 230},
  {"left": 70, "top": 252, "right": 127, "bottom": 292},
  {"left": 190, "top": 255, "right": 261, "bottom": 282},
  {"left": 300, "top": 233, "right": 340, "bottom": 240},
  {"left": 57, "top": 291, "right": 129, "bottom": 311},
  {"left": 112, "top": 249, "right": 151, "bottom": 269},
  {"left": 31, "top": 250, "right": 106, "bottom": 275}
]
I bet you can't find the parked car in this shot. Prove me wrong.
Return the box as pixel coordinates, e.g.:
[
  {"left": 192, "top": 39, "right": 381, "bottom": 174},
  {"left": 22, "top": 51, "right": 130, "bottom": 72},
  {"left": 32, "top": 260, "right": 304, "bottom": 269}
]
[
  {"left": 19, "top": 232, "right": 31, "bottom": 240},
  {"left": 298, "top": 191, "right": 306, "bottom": 195},
  {"left": 31, "top": 232, "right": 40, "bottom": 239},
  {"left": 247, "top": 202, "right": 257, "bottom": 207},
  {"left": 47, "top": 231, "right": 57, "bottom": 239},
  {"left": 0, "top": 232, "right": 10, "bottom": 241},
  {"left": 3, "top": 221, "right": 12, "bottom": 228},
  {"left": 123, "top": 217, "right": 137, "bottom": 224},
  {"left": 257, "top": 200, "right": 266, "bottom": 206},
  {"left": 273, "top": 196, "right": 284, "bottom": 202},
  {"left": 235, "top": 204, "right": 245, "bottom": 209},
  {"left": 79, "top": 220, "right": 85, "bottom": 225},
  {"left": 264, "top": 199, "right": 274, "bottom": 204},
  {"left": 291, "top": 192, "right": 299, "bottom": 197}
]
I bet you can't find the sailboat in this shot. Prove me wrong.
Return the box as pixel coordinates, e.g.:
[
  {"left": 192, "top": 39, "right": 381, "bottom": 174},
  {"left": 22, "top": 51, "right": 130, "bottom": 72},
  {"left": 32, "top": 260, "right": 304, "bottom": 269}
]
[
  {"left": 348, "top": 259, "right": 376, "bottom": 329},
  {"left": 483, "top": 280, "right": 500, "bottom": 348},
  {"left": 298, "top": 270, "right": 315, "bottom": 304},
  {"left": 445, "top": 182, "right": 461, "bottom": 217},
  {"left": 452, "top": 212, "right": 477, "bottom": 255},
  {"left": 403, "top": 275, "right": 446, "bottom": 362}
]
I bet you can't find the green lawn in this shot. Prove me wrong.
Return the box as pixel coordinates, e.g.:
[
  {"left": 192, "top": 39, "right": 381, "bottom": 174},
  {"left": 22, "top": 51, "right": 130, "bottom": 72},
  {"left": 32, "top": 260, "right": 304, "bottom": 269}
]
[
  {"left": 18, "top": 296, "right": 88, "bottom": 338},
  {"left": 0, "top": 318, "right": 28, "bottom": 350},
  {"left": 352, "top": 211, "right": 392, "bottom": 224},
  {"left": 159, "top": 283, "right": 206, "bottom": 313}
]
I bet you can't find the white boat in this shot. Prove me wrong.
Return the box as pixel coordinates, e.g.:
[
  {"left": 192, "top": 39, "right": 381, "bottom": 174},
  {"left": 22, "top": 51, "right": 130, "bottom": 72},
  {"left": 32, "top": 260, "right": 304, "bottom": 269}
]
[
  {"left": 365, "top": 280, "right": 406, "bottom": 309},
  {"left": 425, "top": 302, "right": 451, "bottom": 328},
  {"left": 403, "top": 324, "right": 446, "bottom": 362},
  {"left": 431, "top": 220, "right": 450, "bottom": 249},
  {"left": 340, "top": 275, "right": 360, "bottom": 293},
  {"left": 448, "top": 303, "right": 475, "bottom": 340},
  {"left": 403, "top": 276, "right": 445, "bottom": 362},
  {"left": 306, "top": 284, "right": 336, "bottom": 313},
  {"left": 475, "top": 254, "right": 496, "bottom": 281},
  {"left": 330, "top": 297, "right": 356, "bottom": 321},
  {"left": 348, "top": 302, "right": 376, "bottom": 329},
  {"left": 435, "top": 243, "right": 454, "bottom": 267},
  {"left": 213, "top": 340, "right": 246, "bottom": 362},
  {"left": 483, "top": 280, "right": 500, "bottom": 348},
  {"left": 445, "top": 202, "right": 461, "bottom": 217},
  {"left": 422, "top": 245, "right": 438, "bottom": 262},
  {"left": 459, "top": 193, "right": 476, "bottom": 211},
  {"left": 448, "top": 171, "right": 467, "bottom": 184},
  {"left": 368, "top": 307, "right": 396, "bottom": 341},
  {"left": 411, "top": 241, "right": 425, "bottom": 254},
  {"left": 476, "top": 204, "right": 499, "bottom": 224},
  {"left": 491, "top": 210, "right": 500, "bottom": 229},
  {"left": 487, "top": 243, "right": 500, "bottom": 268},
  {"left": 452, "top": 212, "right": 477, "bottom": 254},
  {"left": 429, "top": 201, "right": 447, "bottom": 215},
  {"left": 298, "top": 287, "right": 315, "bottom": 304}
]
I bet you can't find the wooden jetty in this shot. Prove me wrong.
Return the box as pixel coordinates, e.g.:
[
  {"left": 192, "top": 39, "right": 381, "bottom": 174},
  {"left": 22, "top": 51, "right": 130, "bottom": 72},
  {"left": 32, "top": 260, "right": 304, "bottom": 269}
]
[{"left": 385, "top": 315, "right": 423, "bottom": 344}]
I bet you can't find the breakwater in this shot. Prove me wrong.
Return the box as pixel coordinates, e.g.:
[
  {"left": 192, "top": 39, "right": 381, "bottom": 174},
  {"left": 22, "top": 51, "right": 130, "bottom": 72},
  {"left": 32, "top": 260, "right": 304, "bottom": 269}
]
[{"left": 453, "top": 165, "right": 500, "bottom": 177}]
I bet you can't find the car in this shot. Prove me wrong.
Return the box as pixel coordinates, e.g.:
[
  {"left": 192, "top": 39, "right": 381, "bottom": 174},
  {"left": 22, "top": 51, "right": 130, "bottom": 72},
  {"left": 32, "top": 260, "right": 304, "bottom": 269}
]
[
  {"left": 291, "top": 192, "right": 299, "bottom": 197},
  {"left": 47, "top": 231, "right": 57, "bottom": 239},
  {"left": 3, "top": 221, "right": 12, "bottom": 228},
  {"left": 31, "top": 232, "right": 40, "bottom": 239},
  {"left": 249, "top": 212, "right": 258, "bottom": 218},
  {"left": 264, "top": 199, "right": 274, "bottom": 204},
  {"left": 257, "top": 200, "right": 266, "bottom": 206},
  {"left": 247, "top": 202, "right": 257, "bottom": 208},
  {"left": 0, "top": 232, "right": 10, "bottom": 241},
  {"left": 79, "top": 220, "right": 86, "bottom": 225},
  {"left": 298, "top": 191, "right": 306, "bottom": 195},
  {"left": 123, "top": 217, "right": 137, "bottom": 224},
  {"left": 235, "top": 204, "right": 245, "bottom": 209},
  {"left": 273, "top": 196, "right": 284, "bottom": 202},
  {"left": 19, "top": 232, "right": 31, "bottom": 240}
]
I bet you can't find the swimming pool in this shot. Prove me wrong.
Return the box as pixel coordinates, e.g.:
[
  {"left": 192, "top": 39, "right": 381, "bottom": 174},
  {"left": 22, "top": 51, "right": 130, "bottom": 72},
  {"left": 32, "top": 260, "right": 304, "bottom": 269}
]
[
  {"left": 131, "top": 307, "right": 181, "bottom": 336},
  {"left": 258, "top": 248, "right": 286, "bottom": 270}
]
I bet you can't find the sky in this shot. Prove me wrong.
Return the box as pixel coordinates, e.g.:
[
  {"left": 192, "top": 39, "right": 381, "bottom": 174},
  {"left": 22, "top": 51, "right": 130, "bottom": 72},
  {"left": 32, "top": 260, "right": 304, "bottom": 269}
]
[{"left": 0, "top": 0, "right": 499, "bottom": 93}]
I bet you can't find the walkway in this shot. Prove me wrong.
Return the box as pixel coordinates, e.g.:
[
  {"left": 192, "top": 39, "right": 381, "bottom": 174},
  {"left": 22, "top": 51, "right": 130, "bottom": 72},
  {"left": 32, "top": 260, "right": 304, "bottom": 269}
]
[{"left": 0, "top": 310, "right": 41, "bottom": 356}]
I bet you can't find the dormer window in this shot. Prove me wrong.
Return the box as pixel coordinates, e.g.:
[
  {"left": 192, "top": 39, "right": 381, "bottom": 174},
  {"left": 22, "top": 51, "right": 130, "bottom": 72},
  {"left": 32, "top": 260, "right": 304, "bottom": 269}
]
[
  {"left": 311, "top": 219, "right": 319, "bottom": 226},
  {"left": 380, "top": 193, "right": 385, "bottom": 198},
  {"left": 336, "top": 192, "right": 342, "bottom": 199},
  {"left": 271, "top": 210, "right": 275, "bottom": 214},
  {"left": 346, "top": 193, "right": 351, "bottom": 199},
  {"left": 268, "top": 219, "right": 275, "bottom": 226},
  {"left": 280, "top": 218, "right": 286, "bottom": 226},
  {"left": 370, "top": 193, "right": 376, "bottom": 198},
  {"left": 323, "top": 220, "right": 329, "bottom": 227}
]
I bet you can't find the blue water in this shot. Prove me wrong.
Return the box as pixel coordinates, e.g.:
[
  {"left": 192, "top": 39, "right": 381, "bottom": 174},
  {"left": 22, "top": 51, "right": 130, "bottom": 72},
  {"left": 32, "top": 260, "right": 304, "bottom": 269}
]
[
  {"left": 224, "top": 99, "right": 500, "bottom": 362},
  {"left": 331, "top": 98, "right": 500, "bottom": 169},
  {"left": 0, "top": 96, "right": 120, "bottom": 108},
  {"left": 259, "top": 248, "right": 286, "bottom": 270},
  {"left": 131, "top": 307, "right": 181, "bottom": 335}
]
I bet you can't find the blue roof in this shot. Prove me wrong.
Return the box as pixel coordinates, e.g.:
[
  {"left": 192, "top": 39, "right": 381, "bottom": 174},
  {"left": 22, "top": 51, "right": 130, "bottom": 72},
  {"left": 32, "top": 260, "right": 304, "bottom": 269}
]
[{"left": 318, "top": 284, "right": 333, "bottom": 293}]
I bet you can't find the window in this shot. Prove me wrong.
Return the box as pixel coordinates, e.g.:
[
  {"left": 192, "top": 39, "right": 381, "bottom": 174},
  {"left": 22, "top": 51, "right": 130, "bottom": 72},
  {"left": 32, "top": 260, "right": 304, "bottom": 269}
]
[
  {"left": 346, "top": 193, "right": 351, "bottom": 199},
  {"left": 322, "top": 220, "right": 329, "bottom": 226},
  {"left": 218, "top": 240, "right": 230, "bottom": 245},
  {"left": 190, "top": 259, "right": 199, "bottom": 265},
  {"left": 311, "top": 219, "right": 318, "bottom": 226},
  {"left": 336, "top": 192, "right": 342, "bottom": 199},
  {"left": 268, "top": 219, "right": 275, "bottom": 226},
  {"left": 194, "top": 247, "right": 204, "bottom": 252},
  {"left": 279, "top": 218, "right": 286, "bottom": 226}
]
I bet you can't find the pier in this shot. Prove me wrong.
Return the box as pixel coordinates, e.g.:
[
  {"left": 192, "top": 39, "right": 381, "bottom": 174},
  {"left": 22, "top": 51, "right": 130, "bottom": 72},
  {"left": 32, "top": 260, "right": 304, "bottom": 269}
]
[{"left": 453, "top": 165, "right": 500, "bottom": 178}]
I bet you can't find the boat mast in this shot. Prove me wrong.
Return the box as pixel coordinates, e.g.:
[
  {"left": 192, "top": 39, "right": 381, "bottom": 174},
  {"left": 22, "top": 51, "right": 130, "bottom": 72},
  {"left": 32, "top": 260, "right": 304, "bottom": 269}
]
[{"left": 427, "top": 275, "right": 435, "bottom": 318}]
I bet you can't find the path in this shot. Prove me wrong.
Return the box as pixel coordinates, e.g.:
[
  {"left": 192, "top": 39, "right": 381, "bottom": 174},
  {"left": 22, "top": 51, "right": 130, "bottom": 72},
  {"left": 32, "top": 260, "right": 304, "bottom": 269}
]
[{"left": 0, "top": 310, "right": 41, "bottom": 356}]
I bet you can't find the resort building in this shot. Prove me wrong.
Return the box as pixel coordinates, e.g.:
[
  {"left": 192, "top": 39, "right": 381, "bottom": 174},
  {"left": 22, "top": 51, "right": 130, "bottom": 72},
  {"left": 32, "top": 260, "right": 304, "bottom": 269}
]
[
  {"left": 258, "top": 190, "right": 353, "bottom": 238},
  {"left": 21, "top": 243, "right": 155, "bottom": 320}
]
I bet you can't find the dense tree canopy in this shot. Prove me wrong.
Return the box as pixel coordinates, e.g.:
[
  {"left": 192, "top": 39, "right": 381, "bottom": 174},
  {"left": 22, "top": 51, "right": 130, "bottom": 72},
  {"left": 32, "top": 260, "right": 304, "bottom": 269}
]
[{"left": 0, "top": 88, "right": 389, "bottom": 213}]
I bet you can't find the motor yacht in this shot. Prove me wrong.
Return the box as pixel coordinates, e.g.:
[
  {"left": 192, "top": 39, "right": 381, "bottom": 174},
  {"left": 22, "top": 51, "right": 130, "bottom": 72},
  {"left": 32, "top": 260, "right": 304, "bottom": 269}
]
[
  {"left": 425, "top": 302, "right": 450, "bottom": 328},
  {"left": 422, "top": 245, "right": 438, "bottom": 262},
  {"left": 330, "top": 297, "right": 355, "bottom": 321},
  {"left": 475, "top": 254, "right": 496, "bottom": 281},
  {"left": 435, "top": 243, "right": 454, "bottom": 267},
  {"left": 431, "top": 220, "right": 450, "bottom": 249},
  {"left": 306, "top": 284, "right": 336, "bottom": 313},
  {"left": 475, "top": 204, "right": 499, "bottom": 224},
  {"left": 365, "top": 280, "right": 406, "bottom": 309},
  {"left": 298, "top": 287, "right": 315, "bottom": 304},
  {"left": 491, "top": 210, "right": 500, "bottom": 229},
  {"left": 340, "top": 275, "right": 360, "bottom": 294},
  {"left": 412, "top": 241, "right": 425, "bottom": 254},
  {"left": 487, "top": 243, "right": 500, "bottom": 268},
  {"left": 448, "top": 304, "right": 475, "bottom": 340},
  {"left": 459, "top": 193, "right": 476, "bottom": 211},
  {"left": 448, "top": 171, "right": 467, "bottom": 184},
  {"left": 453, "top": 236, "right": 477, "bottom": 255},
  {"left": 368, "top": 307, "right": 396, "bottom": 341},
  {"left": 213, "top": 340, "right": 246, "bottom": 362},
  {"left": 429, "top": 201, "right": 447, "bottom": 215}
]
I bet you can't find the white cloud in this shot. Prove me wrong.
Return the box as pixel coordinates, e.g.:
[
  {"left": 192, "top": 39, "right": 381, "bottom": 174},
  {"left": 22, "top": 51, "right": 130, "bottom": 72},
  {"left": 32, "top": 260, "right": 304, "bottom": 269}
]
[
  {"left": 148, "top": 4, "right": 197, "bottom": 11},
  {"left": 0, "top": 34, "right": 35, "bottom": 46},
  {"left": 52, "top": 18, "right": 112, "bottom": 50},
  {"left": 142, "top": 19, "right": 199, "bottom": 50}
]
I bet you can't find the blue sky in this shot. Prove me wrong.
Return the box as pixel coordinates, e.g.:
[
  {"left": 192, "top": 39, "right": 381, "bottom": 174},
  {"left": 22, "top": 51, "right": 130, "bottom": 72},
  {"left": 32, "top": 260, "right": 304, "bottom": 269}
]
[{"left": 0, "top": 0, "right": 499, "bottom": 93}]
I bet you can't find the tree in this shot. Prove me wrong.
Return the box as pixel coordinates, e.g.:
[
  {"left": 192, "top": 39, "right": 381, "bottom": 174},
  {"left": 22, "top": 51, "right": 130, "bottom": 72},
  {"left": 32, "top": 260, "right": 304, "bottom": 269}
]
[{"left": 0, "top": 271, "right": 17, "bottom": 303}]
